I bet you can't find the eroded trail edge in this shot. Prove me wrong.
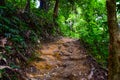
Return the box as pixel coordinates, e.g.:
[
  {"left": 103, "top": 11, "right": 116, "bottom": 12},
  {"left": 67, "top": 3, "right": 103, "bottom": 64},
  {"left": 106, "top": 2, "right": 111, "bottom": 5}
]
[{"left": 26, "top": 37, "right": 107, "bottom": 80}]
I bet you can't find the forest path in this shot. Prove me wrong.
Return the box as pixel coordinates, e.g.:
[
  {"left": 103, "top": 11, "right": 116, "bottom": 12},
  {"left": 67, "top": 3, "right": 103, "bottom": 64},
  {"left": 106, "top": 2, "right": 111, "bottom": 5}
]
[{"left": 26, "top": 37, "right": 107, "bottom": 80}]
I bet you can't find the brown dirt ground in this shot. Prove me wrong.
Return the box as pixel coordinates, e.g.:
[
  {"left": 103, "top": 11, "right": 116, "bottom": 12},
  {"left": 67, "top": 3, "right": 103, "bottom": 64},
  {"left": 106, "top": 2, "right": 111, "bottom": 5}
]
[{"left": 25, "top": 37, "right": 108, "bottom": 80}]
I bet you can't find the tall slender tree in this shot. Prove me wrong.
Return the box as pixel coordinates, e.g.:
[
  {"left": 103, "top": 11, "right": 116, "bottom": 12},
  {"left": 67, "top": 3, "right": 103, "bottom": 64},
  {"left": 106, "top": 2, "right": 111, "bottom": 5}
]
[
  {"left": 24, "top": 0, "right": 31, "bottom": 13},
  {"left": 53, "top": 0, "right": 59, "bottom": 22},
  {"left": 106, "top": 0, "right": 120, "bottom": 80}
]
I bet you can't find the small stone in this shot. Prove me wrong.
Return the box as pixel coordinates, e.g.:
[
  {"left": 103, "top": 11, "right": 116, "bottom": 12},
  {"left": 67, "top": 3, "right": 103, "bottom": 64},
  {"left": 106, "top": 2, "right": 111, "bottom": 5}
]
[{"left": 79, "top": 72, "right": 82, "bottom": 75}]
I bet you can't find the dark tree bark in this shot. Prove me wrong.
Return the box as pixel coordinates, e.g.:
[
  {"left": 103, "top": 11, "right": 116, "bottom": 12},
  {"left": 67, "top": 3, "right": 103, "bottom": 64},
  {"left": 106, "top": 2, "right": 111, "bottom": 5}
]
[
  {"left": 39, "top": 0, "right": 50, "bottom": 11},
  {"left": 39, "top": 0, "right": 47, "bottom": 10},
  {"left": 53, "top": 0, "right": 59, "bottom": 22},
  {"left": 106, "top": 0, "right": 120, "bottom": 80},
  {"left": 24, "top": 0, "right": 30, "bottom": 13},
  {"left": 0, "top": 0, "right": 5, "bottom": 6}
]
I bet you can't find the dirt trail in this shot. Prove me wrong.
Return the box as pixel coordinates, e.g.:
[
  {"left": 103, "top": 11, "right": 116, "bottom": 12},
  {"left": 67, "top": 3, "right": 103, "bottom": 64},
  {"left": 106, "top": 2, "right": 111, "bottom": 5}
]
[{"left": 26, "top": 37, "right": 107, "bottom": 80}]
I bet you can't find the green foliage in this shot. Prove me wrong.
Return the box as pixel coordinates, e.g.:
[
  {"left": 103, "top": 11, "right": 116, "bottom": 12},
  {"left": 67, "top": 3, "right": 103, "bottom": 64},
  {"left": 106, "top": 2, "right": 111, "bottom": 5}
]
[
  {"left": 0, "top": 2, "right": 40, "bottom": 79},
  {"left": 79, "top": 0, "right": 108, "bottom": 67},
  {"left": 0, "top": 0, "right": 58, "bottom": 73},
  {"left": 0, "top": 0, "right": 109, "bottom": 79},
  {"left": 58, "top": 0, "right": 108, "bottom": 67}
]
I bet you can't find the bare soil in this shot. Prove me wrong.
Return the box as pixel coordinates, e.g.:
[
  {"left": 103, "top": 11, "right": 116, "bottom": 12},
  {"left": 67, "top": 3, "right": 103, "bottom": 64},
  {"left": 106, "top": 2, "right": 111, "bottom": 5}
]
[{"left": 25, "top": 37, "right": 107, "bottom": 80}]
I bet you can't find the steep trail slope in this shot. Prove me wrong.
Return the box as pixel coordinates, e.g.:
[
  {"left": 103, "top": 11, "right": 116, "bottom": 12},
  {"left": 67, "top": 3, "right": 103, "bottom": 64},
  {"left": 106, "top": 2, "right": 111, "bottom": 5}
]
[{"left": 26, "top": 37, "right": 107, "bottom": 80}]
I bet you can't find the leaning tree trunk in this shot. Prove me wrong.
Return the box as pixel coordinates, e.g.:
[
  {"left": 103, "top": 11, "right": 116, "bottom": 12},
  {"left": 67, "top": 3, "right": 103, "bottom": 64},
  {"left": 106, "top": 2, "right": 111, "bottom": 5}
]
[
  {"left": 106, "top": 0, "right": 120, "bottom": 80},
  {"left": 53, "top": 0, "right": 59, "bottom": 22},
  {"left": 24, "top": 0, "right": 30, "bottom": 13}
]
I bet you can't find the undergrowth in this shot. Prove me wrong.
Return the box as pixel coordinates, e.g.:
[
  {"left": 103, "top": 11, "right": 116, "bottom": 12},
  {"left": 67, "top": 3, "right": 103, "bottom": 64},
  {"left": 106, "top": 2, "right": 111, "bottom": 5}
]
[{"left": 0, "top": 2, "right": 57, "bottom": 80}]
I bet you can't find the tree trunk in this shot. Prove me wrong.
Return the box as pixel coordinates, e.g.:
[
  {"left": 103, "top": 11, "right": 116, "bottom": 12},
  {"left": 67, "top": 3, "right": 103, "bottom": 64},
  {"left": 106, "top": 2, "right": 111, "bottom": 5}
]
[
  {"left": 39, "top": 0, "right": 47, "bottom": 10},
  {"left": 0, "top": 0, "right": 5, "bottom": 6},
  {"left": 24, "top": 0, "right": 30, "bottom": 13},
  {"left": 53, "top": 0, "right": 59, "bottom": 22},
  {"left": 106, "top": 0, "right": 120, "bottom": 80}
]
